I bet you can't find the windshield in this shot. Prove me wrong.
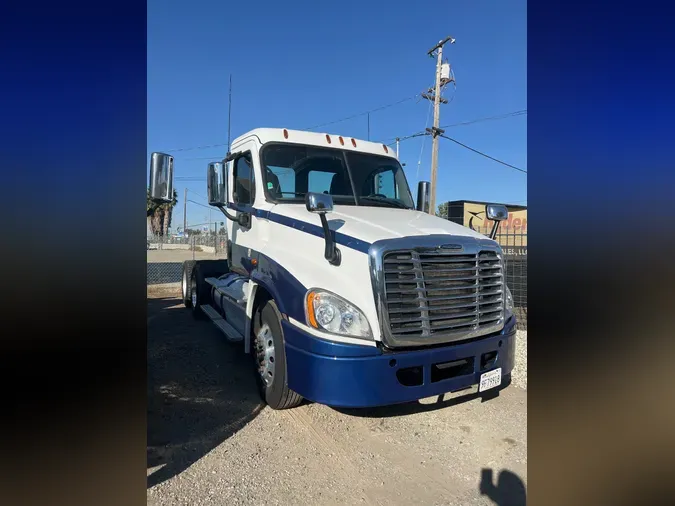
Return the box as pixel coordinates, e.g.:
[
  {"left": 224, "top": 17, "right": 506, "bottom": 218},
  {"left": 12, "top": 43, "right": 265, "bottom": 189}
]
[{"left": 261, "top": 143, "right": 415, "bottom": 209}]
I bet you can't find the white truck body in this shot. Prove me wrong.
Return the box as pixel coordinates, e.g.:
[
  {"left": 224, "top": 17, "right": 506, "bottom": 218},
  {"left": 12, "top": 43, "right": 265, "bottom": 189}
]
[{"left": 150, "top": 127, "right": 516, "bottom": 409}]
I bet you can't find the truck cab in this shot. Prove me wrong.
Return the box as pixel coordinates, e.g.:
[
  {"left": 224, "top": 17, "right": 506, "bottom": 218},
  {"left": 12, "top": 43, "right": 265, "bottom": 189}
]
[{"left": 149, "top": 128, "right": 516, "bottom": 410}]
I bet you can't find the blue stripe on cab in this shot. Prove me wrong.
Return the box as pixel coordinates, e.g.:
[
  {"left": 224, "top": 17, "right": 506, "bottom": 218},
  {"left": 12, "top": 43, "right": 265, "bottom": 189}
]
[{"left": 228, "top": 203, "right": 371, "bottom": 254}]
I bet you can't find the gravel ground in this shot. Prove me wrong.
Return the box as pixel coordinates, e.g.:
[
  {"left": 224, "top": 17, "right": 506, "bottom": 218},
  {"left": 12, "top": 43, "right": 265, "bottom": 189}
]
[
  {"left": 511, "top": 330, "right": 527, "bottom": 390},
  {"left": 147, "top": 293, "right": 527, "bottom": 505}
]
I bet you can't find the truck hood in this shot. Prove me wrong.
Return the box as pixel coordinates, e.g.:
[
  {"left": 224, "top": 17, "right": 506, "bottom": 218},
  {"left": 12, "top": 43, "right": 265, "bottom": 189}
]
[{"left": 271, "top": 204, "right": 489, "bottom": 246}]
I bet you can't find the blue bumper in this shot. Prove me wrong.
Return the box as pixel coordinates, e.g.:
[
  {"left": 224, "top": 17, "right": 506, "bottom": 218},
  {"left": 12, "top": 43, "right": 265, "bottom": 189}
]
[{"left": 283, "top": 316, "right": 517, "bottom": 408}]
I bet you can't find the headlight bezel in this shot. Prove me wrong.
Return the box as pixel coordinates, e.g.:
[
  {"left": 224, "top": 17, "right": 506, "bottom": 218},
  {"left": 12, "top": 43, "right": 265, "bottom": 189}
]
[{"left": 304, "top": 288, "right": 373, "bottom": 340}]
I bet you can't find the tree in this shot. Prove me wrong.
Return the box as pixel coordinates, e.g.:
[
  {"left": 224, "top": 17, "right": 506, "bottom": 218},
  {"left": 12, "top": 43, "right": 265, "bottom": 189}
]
[
  {"left": 147, "top": 188, "right": 178, "bottom": 237},
  {"left": 435, "top": 202, "right": 448, "bottom": 220}
]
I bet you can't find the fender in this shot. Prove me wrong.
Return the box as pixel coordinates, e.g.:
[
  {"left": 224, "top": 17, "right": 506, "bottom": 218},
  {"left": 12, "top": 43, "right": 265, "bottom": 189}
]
[{"left": 250, "top": 252, "right": 308, "bottom": 322}]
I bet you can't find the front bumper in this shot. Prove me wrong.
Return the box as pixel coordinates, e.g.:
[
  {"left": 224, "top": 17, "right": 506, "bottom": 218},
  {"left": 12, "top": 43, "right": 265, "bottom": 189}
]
[{"left": 283, "top": 316, "right": 517, "bottom": 408}]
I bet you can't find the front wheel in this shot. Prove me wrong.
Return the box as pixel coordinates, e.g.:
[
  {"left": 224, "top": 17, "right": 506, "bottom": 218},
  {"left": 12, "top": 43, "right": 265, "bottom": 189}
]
[{"left": 253, "top": 300, "right": 303, "bottom": 410}]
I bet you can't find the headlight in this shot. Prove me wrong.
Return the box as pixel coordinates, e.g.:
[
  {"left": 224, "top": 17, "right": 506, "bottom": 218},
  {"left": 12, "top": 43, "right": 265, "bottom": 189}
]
[
  {"left": 505, "top": 285, "right": 514, "bottom": 315},
  {"left": 305, "top": 289, "right": 372, "bottom": 339}
]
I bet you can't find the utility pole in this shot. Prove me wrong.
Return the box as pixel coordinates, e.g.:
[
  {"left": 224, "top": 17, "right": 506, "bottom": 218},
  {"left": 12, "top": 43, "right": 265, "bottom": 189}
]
[
  {"left": 183, "top": 187, "right": 187, "bottom": 238},
  {"left": 425, "top": 35, "right": 455, "bottom": 215},
  {"left": 227, "top": 74, "right": 232, "bottom": 155},
  {"left": 396, "top": 137, "right": 400, "bottom": 159}
]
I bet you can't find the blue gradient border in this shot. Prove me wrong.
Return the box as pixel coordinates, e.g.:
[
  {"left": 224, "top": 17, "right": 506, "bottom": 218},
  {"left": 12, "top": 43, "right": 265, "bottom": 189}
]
[
  {"left": 1, "top": 2, "right": 147, "bottom": 506},
  {"left": 1, "top": 0, "right": 674, "bottom": 504}
]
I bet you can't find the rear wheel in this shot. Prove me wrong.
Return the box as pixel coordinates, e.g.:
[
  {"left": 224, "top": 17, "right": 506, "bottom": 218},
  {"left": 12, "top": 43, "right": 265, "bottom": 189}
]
[
  {"left": 190, "top": 266, "right": 209, "bottom": 320},
  {"left": 181, "top": 260, "right": 196, "bottom": 308},
  {"left": 253, "top": 300, "right": 303, "bottom": 410}
]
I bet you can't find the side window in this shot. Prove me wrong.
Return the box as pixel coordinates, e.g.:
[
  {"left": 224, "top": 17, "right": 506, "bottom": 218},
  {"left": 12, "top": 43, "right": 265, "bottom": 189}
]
[
  {"left": 233, "top": 154, "right": 255, "bottom": 205},
  {"left": 266, "top": 166, "right": 295, "bottom": 199},
  {"left": 308, "top": 170, "right": 335, "bottom": 194},
  {"left": 374, "top": 170, "right": 396, "bottom": 198}
]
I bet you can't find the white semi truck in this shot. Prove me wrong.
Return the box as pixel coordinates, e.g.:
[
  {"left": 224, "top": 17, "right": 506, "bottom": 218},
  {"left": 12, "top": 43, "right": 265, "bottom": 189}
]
[{"left": 149, "top": 128, "right": 516, "bottom": 410}]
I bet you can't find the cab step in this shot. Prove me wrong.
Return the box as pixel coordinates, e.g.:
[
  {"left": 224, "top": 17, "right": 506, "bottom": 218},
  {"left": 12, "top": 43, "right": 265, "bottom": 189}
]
[{"left": 200, "top": 304, "right": 243, "bottom": 342}]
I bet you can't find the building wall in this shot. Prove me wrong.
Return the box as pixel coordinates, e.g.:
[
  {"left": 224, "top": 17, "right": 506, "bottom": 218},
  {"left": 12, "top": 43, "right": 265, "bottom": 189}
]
[{"left": 448, "top": 202, "right": 527, "bottom": 253}]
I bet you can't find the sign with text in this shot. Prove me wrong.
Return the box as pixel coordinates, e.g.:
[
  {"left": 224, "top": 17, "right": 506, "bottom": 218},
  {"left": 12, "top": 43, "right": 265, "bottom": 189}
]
[{"left": 501, "top": 246, "right": 527, "bottom": 257}]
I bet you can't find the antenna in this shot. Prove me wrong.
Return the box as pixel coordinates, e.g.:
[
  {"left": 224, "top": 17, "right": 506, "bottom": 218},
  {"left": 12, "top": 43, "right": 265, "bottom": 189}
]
[{"left": 227, "top": 74, "right": 232, "bottom": 156}]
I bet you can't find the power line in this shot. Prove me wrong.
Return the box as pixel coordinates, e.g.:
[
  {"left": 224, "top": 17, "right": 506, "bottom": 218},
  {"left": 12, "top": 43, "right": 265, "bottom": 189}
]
[
  {"left": 161, "top": 94, "right": 420, "bottom": 154},
  {"left": 377, "top": 109, "right": 527, "bottom": 145},
  {"left": 162, "top": 106, "right": 527, "bottom": 156},
  {"left": 178, "top": 156, "right": 227, "bottom": 161},
  {"left": 441, "top": 110, "right": 527, "bottom": 129},
  {"left": 164, "top": 142, "right": 228, "bottom": 154},
  {"left": 186, "top": 188, "right": 207, "bottom": 200},
  {"left": 303, "top": 94, "right": 420, "bottom": 131},
  {"left": 186, "top": 199, "right": 212, "bottom": 209},
  {"left": 438, "top": 134, "right": 527, "bottom": 174},
  {"left": 173, "top": 131, "right": 527, "bottom": 176}
]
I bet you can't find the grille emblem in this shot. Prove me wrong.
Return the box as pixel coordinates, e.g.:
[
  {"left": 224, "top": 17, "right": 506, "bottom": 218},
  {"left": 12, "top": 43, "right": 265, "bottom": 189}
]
[{"left": 439, "top": 244, "right": 463, "bottom": 251}]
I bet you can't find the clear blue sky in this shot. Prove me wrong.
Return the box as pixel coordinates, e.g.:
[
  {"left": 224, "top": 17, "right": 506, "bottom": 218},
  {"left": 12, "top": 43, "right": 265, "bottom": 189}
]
[{"left": 148, "top": 0, "right": 526, "bottom": 230}]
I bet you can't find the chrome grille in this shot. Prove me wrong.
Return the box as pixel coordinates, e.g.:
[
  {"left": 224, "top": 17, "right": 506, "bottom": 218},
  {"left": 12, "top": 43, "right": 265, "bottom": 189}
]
[{"left": 381, "top": 248, "right": 504, "bottom": 346}]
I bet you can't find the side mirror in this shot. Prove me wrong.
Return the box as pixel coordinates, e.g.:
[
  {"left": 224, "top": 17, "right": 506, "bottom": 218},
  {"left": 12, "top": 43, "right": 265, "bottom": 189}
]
[
  {"left": 486, "top": 204, "right": 508, "bottom": 222},
  {"left": 306, "top": 192, "right": 334, "bottom": 214},
  {"left": 305, "top": 192, "right": 340, "bottom": 266},
  {"left": 416, "top": 181, "right": 430, "bottom": 213},
  {"left": 149, "top": 152, "right": 174, "bottom": 202},
  {"left": 207, "top": 161, "right": 228, "bottom": 206},
  {"left": 485, "top": 204, "right": 508, "bottom": 240}
]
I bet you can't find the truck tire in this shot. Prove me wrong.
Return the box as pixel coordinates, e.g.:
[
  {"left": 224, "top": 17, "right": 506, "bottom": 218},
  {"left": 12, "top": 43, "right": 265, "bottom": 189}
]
[
  {"left": 190, "top": 264, "right": 210, "bottom": 320},
  {"left": 181, "top": 260, "right": 197, "bottom": 308},
  {"left": 253, "top": 299, "right": 303, "bottom": 410}
]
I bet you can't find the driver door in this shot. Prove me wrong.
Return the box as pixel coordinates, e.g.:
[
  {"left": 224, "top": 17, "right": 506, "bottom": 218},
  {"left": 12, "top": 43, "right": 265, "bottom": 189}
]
[{"left": 228, "top": 149, "right": 256, "bottom": 276}]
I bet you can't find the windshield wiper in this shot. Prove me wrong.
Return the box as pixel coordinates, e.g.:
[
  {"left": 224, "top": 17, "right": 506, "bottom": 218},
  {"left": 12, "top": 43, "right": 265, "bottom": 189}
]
[{"left": 359, "top": 196, "right": 411, "bottom": 209}]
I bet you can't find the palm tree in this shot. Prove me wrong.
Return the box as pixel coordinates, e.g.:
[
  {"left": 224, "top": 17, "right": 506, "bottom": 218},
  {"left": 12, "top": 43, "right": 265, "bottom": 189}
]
[{"left": 147, "top": 188, "right": 178, "bottom": 237}]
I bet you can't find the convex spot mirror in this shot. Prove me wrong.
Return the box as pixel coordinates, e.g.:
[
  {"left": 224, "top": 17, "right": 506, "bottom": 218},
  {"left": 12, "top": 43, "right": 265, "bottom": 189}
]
[
  {"left": 207, "top": 161, "right": 228, "bottom": 206},
  {"left": 306, "top": 192, "right": 334, "bottom": 214},
  {"left": 149, "top": 152, "right": 174, "bottom": 202},
  {"left": 486, "top": 203, "right": 508, "bottom": 222}
]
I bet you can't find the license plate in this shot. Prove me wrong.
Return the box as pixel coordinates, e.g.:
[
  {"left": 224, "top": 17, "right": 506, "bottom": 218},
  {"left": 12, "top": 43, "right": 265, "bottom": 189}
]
[{"left": 479, "top": 368, "right": 502, "bottom": 392}]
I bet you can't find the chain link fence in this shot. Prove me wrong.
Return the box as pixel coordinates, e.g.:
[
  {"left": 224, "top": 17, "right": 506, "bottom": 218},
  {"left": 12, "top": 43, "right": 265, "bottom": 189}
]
[
  {"left": 147, "top": 232, "right": 228, "bottom": 286},
  {"left": 147, "top": 222, "right": 527, "bottom": 329},
  {"left": 470, "top": 225, "right": 527, "bottom": 330}
]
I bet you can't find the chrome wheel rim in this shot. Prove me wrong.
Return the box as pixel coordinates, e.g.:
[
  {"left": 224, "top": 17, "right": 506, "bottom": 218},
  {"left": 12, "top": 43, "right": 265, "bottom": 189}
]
[
  {"left": 182, "top": 271, "right": 187, "bottom": 300},
  {"left": 255, "top": 325, "right": 275, "bottom": 387}
]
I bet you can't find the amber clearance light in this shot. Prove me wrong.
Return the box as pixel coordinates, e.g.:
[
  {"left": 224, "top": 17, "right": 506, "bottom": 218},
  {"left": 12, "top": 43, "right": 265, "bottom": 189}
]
[{"left": 306, "top": 291, "right": 319, "bottom": 328}]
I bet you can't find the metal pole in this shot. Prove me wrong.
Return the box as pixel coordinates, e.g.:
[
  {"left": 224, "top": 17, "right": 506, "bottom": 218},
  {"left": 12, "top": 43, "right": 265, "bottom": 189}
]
[
  {"left": 429, "top": 44, "right": 443, "bottom": 215},
  {"left": 227, "top": 74, "right": 232, "bottom": 155},
  {"left": 396, "top": 137, "right": 400, "bottom": 159},
  {"left": 183, "top": 187, "right": 187, "bottom": 243}
]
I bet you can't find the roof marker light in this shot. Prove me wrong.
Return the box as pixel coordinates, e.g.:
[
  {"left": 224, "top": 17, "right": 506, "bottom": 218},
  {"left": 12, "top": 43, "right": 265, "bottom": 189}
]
[
  {"left": 283, "top": 129, "right": 289, "bottom": 139},
  {"left": 339, "top": 136, "right": 344, "bottom": 146},
  {"left": 351, "top": 138, "right": 357, "bottom": 147},
  {"left": 383, "top": 144, "right": 389, "bottom": 153},
  {"left": 325, "top": 134, "right": 332, "bottom": 144}
]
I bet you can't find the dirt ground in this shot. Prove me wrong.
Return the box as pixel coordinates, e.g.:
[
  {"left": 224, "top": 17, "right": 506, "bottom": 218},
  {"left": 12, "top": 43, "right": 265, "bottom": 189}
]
[{"left": 147, "top": 289, "right": 527, "bottom": 506}]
